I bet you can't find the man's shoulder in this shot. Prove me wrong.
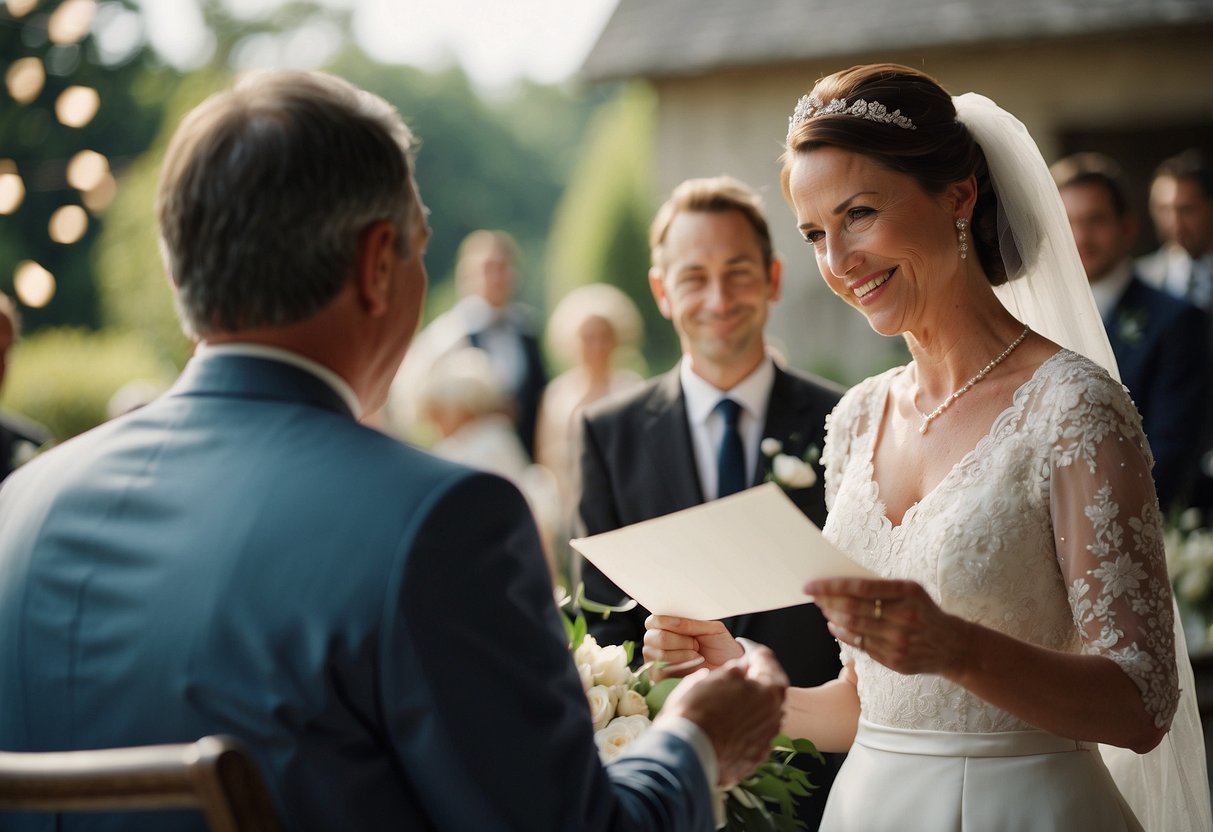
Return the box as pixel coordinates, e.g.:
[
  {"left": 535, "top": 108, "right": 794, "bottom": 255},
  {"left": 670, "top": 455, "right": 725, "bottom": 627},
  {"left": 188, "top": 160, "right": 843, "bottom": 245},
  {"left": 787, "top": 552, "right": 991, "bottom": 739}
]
[
  {"left": 582, "top": 370, "right": 675, "bottom": 428},
  {"left": 772, "top": 363, "right": 847, "bottom": 406},
  {"left": 1124, "top": 274, "right": 1205, "bottom": 327}
]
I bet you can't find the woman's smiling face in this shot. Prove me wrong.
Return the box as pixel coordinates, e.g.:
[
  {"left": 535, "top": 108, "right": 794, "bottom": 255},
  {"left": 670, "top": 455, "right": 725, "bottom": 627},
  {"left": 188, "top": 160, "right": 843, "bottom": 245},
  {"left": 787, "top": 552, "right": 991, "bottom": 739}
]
[{"left": 787, "top": 146, "right": 965, "bottom": 338}]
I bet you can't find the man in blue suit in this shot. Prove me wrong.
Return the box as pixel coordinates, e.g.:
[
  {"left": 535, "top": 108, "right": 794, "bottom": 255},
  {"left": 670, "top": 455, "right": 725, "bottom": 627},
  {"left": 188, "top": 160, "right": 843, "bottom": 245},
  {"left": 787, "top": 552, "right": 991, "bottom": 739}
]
[
  {"left": 1053, "top": 152, "right": 1213, "bottom": 513},
  {"left": 0, "top": 70, "right": 787, "bottom": 831}
]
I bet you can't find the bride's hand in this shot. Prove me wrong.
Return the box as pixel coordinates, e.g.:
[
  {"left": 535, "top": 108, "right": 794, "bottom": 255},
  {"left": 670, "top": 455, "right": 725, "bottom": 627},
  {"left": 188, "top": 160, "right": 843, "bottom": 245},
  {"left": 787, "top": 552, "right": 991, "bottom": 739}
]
[
  {"left": 643, "top": 615, "right": 745, "bottom": 680},
  {"left": 805, "top": 578, "right": 971, "bottom": 677}
]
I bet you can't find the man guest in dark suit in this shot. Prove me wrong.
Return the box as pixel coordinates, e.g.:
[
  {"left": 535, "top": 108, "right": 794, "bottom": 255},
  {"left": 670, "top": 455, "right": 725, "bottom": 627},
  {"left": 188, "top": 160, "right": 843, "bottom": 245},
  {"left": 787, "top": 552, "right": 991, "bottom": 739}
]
[
  {"left": 0, "top": 71, "right": 789, "bottom": 831},
  {"left": 388, "top": 229, "right": 548, "bottom": 457},
  {"left": 1053, "top": 152, "right": 1213, "bottom": 513},
  {"left": 578, "top": 175, "right": 846, "bottom": 830}
]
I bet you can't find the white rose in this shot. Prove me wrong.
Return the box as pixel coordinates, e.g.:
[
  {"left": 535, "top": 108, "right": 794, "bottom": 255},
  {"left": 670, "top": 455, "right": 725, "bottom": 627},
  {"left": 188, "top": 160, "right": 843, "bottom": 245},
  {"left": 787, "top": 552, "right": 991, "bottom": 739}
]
[
  {"left": 586, "top": 685, "right": 615, "bottom": 732},
  {"left": 593, "top": 714, "right": 652, "bottom": 764},
  {"left": 591, "top": 643, "right": 632, "bottom": 687},
  {"left": 577, "top": 663, "right": 594, "bottom": 692},
  {"left": 760, "top": 437, "right": 783, "bottom": 457},
  {"left": 773, "top": 454, "right": 818, "bottom": 489},
  {"left": 616, "top": 688, "right": 649, "bottom": 717},
  {"left": 573, "top": 635, "right": 601, "bottom": 669}
]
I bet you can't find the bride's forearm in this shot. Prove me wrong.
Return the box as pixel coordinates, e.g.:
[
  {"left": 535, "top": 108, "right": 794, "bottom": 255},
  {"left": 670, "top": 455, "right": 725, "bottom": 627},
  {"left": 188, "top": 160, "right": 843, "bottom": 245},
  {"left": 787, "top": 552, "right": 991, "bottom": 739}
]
[
  {"left": 782, "top": 671, "right": 861, "bottom": 754},
  {"left": 949, "top": 617, "right": 1166, "bottom": 753}
]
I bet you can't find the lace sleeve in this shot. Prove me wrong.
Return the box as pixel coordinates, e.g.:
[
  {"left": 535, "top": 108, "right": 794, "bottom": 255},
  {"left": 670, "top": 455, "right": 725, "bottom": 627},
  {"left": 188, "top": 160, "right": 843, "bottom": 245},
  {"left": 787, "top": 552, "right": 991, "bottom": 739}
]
[
  {"left": 1048, "top": 370, "right": 1179, "bottom": 729},
  {"left": 822, "top": 376, "right": 879, "bottom": 511}
]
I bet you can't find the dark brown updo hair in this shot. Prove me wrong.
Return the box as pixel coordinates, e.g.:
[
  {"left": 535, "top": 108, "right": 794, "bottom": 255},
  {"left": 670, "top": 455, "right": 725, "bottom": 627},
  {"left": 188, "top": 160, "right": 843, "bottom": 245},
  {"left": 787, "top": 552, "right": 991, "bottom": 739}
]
[{"left": 781, "top": 63, "right": 1011, "bottom": 285}]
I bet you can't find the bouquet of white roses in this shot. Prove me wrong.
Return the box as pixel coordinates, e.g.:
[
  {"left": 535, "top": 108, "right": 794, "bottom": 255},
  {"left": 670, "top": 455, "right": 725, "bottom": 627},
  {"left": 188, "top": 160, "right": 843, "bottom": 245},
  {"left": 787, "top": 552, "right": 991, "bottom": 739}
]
[{"left": 563, "top": 588, "right": 821, "bottom": 830}]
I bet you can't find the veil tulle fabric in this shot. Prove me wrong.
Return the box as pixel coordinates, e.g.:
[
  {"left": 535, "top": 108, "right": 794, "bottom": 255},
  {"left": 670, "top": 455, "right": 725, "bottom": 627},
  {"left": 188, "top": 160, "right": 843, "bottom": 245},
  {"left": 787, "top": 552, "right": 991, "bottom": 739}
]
[{"left": 954, "top": 91, "right": 1212, "bottom": 832}]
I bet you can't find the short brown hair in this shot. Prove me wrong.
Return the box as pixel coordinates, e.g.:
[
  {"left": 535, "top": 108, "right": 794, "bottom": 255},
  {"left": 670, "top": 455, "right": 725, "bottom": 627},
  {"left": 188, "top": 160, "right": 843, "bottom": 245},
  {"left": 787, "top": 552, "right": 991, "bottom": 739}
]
[{"left": 649, "top": 176, "right": 775, "bottom": 271}]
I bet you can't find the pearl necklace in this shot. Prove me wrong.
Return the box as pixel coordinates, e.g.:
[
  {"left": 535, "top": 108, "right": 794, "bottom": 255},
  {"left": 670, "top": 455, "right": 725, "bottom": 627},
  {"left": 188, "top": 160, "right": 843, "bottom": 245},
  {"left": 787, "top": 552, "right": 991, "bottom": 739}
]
[{"left": 914, "top": 325, "right": 1030, "bottom": 435}]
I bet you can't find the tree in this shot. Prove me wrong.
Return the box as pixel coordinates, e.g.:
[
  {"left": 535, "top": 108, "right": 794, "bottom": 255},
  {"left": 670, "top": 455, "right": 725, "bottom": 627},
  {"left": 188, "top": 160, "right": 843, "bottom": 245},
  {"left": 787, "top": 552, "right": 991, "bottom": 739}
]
[{"left": 545, "top": 84, "right": 678, "bottom": 369}]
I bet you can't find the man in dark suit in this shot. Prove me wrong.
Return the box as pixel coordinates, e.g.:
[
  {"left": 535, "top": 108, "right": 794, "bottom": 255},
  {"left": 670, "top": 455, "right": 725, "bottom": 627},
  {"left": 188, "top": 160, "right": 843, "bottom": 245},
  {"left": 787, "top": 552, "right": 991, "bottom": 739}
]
[
  {"left": 0, "top": 71, "right": 788, "bottom": 831},
  {"left": 388, "top": 229, "right": 548, "bottom": 458},
  {"left": 1054, "top": 152, "right": 1213, "bottom": 513},
  {"left": 578, "top": 176, "right": 846, "bottom": 830},
  {"left": 0, "top": 291, "right": 51, "bottom": 481}
]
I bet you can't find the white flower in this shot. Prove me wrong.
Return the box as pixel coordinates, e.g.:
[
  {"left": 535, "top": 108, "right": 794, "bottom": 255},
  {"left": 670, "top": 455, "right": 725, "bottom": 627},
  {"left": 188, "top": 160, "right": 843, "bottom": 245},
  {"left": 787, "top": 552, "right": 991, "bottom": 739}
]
[
  {"left": 573, "top": 634, "right": 601, "bottom": 669},
  {"left": 11, "top": 440, "right": 37, "bottom": 468},
  {"left": 760, "top": 438, "right": 783, "bottom": 457},
  {"left": 593, "top": 714, "right": 651, "bottom": 763},
  {"left": 586, "top": 685, "right": 615, "bottom": 732},
  {"left": 772, "top": 454, "right": 817, "bottom": 489},
  {"left": 590, "top": 643, "right": 632, "bottom": 687},
  {"left": 577, "top": 663, "right": 593, "bottom": 692},
  {"left": 616, "top": 689, "right": 649, "bottom": 717}
]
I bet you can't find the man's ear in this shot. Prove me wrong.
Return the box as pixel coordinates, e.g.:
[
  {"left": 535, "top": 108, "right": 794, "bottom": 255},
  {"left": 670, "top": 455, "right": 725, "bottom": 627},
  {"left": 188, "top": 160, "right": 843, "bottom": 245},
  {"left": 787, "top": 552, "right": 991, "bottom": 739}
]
[
  {"left": 648, "top": 267, "right": 673, "bottom": 320},
  {"left": 355, "top": 220, "right": 398, "bottom": 318},
  {"left": 767, "top": 257, "right": 783, "bottom": 304}
]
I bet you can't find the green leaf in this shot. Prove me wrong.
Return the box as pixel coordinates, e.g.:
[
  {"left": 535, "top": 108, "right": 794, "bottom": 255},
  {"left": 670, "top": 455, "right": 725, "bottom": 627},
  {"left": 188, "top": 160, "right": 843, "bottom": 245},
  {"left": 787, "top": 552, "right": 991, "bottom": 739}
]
[
  {"left": 576, "top": 583, "right": 639, "bottom": 620},
  {"left": 643, "top": 677, "right": 680, "bottom": 717}
]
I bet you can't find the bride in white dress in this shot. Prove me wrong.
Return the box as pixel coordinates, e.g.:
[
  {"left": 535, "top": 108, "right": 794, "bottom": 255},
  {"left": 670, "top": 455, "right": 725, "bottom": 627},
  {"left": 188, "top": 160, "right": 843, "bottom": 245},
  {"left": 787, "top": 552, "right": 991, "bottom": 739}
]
[{"left": 644, "top": 63, "right": 1211, "bottom": 831}]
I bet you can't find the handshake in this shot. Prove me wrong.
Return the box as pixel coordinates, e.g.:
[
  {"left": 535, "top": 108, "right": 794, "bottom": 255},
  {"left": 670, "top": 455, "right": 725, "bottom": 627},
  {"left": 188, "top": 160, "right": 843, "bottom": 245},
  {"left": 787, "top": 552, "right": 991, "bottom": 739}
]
[{"left": 652, "top": 638, "right": 789, "bottom": 788}]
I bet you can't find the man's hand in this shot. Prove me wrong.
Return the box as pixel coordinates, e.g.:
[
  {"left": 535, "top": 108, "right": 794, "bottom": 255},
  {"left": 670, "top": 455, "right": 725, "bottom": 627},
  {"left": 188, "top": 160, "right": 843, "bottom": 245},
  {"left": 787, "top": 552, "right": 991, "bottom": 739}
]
[{"left": 658, "top": 644, "right": 788, "bottom": 787}]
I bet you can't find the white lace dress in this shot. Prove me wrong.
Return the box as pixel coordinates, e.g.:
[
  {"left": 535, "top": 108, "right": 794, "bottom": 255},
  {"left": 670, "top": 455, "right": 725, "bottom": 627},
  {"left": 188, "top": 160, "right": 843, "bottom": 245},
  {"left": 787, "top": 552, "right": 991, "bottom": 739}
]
[{"left": 818, "top": 350, "right": 1179, "bottom": 831}]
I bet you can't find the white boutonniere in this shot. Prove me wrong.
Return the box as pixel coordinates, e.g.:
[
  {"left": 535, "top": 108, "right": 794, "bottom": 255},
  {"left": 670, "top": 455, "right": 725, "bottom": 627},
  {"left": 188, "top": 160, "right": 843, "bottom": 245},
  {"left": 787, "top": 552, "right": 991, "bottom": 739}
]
[
  {"left": 10, "top": 439, "right": 39, "bottom": 469},
  {"left": 761, "top": 438, "right": 819, "bottom": 490},
  {"left": 1116, "top": 309, "right": 1146, "bottom": 346}
]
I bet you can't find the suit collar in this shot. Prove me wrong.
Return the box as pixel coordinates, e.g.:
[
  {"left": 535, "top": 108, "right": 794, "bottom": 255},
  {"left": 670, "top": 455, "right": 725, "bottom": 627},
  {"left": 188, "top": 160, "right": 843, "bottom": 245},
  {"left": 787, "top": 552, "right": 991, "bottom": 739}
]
[{"left": 170, "top": 352, "right": 356, "bottom": 419}]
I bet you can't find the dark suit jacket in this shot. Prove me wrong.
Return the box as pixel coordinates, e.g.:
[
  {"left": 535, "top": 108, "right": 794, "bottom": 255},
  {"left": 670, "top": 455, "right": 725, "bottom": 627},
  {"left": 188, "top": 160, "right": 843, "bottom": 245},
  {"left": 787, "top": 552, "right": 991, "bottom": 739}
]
[
  {"left": 0, "top": 354, "right": 711, "bottom": 832},
  {"left": 578, "top": 362, "right": 845, "bottom": 830},
  {"left": 1104, "top": 275, "right": 1213, "bottom": 511},
  {"left": 468, "top": 317, "right": 548, "bottom": 459}
]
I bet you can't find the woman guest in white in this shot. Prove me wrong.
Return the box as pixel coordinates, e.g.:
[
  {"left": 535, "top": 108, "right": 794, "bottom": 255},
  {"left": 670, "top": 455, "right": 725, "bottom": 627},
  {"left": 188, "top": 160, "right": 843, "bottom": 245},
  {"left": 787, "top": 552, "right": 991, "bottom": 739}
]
[{"left": 645, "top": 63, "right": 1209, "bottom": 831}]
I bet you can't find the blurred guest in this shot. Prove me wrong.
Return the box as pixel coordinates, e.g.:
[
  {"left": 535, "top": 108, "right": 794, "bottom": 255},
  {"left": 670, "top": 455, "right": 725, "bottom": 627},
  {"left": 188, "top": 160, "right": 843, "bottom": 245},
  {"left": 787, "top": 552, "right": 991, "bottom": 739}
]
[
  {"left": 388, "top": 230, "right": 547, "bottom": 456},
  {"left": 421, "top": 346, "right": 561, "bottom": 580},
  {"left": 535, "top": 283, "right": 644, "bottom": 530},
  {"left": 1138, "top": 149, "right": 1213, "bottom": 311},
  {"left": 106, "top": 379, "right": 169, "bottom": 420},
  {"left": 0, "top": 292, "right": 51, "bottom": 481},
  {"left": 1053, "top": 152, "right": 1212, "bottom": 513}
]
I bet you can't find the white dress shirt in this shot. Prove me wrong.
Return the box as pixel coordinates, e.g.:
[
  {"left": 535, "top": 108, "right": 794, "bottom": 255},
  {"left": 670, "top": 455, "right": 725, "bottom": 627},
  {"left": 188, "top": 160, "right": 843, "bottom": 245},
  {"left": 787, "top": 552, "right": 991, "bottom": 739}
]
[
  {"left": 679, "top": 355, "right": 775, "bottom": 501},
  {"left": 1089, "top": 259, "right": 1134, "bottom": 320}
]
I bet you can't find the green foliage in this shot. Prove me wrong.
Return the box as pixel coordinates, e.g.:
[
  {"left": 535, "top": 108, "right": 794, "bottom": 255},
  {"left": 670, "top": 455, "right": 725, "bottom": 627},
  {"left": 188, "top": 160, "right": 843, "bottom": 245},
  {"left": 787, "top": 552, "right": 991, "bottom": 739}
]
[
  {"left": 545, "top": 83, "right": 680, "bottom": 371},
  {"left": 94, "top": 71, "right": 226, "bottom": 367},
  {"left": 724, "top": 735, "right": 824, "bottom": 831},
  {"left": 0, "top": 327, "right": 175, "bottom": 441},
  {"left": 0, "top": 0, "right": 175, "bottom": 332},
  {"left": 326, "top": 51, "right": 599, "bottom": 316}
]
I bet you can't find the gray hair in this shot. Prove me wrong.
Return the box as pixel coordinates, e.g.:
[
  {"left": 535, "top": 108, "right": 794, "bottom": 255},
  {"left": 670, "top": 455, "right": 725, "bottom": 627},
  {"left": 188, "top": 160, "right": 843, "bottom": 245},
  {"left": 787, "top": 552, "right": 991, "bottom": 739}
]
[{"left": 156, "top": 70, "right": 417, "bottom": 338}]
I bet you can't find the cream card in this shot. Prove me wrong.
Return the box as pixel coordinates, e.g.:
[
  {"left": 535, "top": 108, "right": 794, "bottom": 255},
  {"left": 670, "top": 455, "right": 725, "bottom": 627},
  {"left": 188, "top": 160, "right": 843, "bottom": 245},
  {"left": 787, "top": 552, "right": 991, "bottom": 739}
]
[{"left": 570, "top": 482, "right": 876, "bottom": 620}]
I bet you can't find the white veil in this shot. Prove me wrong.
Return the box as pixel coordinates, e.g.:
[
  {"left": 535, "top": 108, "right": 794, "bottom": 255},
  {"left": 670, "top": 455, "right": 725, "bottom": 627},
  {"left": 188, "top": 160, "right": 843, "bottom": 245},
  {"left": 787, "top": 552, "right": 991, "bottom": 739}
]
[{"left": 954, "top": 92, "right": 1212, "bottom": 832}]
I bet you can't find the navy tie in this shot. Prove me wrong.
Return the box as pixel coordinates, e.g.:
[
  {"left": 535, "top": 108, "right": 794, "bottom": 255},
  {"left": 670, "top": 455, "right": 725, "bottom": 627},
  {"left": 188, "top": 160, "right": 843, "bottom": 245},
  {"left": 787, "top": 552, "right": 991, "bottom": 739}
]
[{"left": 715, "top": 398, "right": 746, "bottom": 498}]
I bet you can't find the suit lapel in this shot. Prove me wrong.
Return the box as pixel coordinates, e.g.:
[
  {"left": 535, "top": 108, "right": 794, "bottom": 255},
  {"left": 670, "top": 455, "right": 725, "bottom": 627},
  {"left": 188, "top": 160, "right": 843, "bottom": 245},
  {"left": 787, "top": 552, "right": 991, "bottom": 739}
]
[
  {"left": 755, "top": 367, "right": 818, "bottom": 484},
  {"left": 645, "top": 370, "right": 705, "bottom": 510}
]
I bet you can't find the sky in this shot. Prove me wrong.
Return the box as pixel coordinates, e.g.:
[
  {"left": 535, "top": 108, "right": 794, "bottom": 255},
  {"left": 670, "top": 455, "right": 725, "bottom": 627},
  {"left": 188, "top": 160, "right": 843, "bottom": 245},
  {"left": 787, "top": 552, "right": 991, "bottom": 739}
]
[{"left": 130, "top": 0, "right": 620, "bottom": 93}]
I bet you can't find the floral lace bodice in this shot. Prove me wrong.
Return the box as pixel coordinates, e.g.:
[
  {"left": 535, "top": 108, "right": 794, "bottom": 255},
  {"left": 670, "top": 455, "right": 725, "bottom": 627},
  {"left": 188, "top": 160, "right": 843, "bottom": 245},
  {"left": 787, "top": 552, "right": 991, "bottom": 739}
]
[{"left": 822, "top": 350, "right": 1178, "bottom": 733}]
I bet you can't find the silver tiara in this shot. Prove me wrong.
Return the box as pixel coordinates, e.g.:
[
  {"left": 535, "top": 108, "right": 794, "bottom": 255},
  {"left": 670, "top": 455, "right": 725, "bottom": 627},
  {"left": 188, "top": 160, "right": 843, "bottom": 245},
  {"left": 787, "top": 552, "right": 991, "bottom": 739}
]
[{"left": 787, "top": 95, "right": 916, "bottom": 140}]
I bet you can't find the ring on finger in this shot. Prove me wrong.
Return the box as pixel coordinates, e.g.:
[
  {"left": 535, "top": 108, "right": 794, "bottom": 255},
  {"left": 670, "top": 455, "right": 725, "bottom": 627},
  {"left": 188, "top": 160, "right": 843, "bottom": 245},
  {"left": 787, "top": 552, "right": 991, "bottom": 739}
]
[{"left": 874, "top": 598, "right": 883, "bottom": 620}]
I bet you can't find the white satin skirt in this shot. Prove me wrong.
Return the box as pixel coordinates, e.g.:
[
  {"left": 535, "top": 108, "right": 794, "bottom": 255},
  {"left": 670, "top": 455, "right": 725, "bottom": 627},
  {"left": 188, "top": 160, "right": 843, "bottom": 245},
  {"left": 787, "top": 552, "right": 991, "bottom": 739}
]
[{"left": 821, "top": 719, "right": 1143, "bottom": 831}]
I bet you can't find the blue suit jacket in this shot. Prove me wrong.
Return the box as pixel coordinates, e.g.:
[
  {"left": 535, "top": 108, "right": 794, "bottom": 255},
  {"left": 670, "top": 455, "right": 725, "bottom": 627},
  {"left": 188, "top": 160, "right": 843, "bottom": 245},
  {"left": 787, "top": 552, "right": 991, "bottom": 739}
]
[
  {"left": 1104, "top": 275, "right": 1213, "bottom": 511},
  {"left": 0, "top": 354, "right": 712, "bottom": 831}
]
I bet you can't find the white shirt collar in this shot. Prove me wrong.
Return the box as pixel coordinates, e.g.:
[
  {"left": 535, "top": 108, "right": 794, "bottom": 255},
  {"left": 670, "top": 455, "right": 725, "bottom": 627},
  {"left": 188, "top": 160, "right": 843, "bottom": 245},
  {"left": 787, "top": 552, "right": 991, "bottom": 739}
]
[
  {"left": 680, "top": 354, "right": 775, "bottom": 426},
  {"left": 196, "top": 342, "right": 363, "bottom": 419},
  {"left": 1089, "top": 258, "right": 1135, "bottom": 319}
]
